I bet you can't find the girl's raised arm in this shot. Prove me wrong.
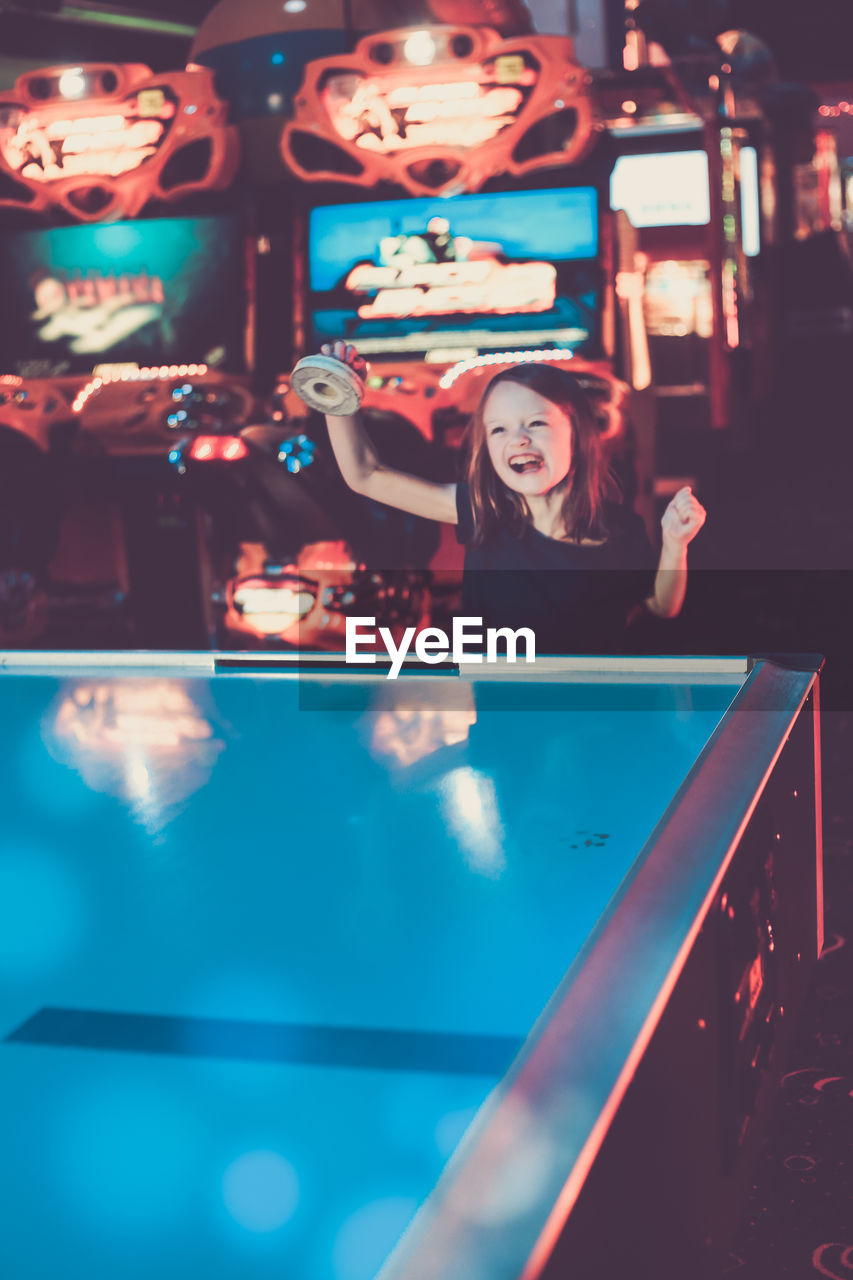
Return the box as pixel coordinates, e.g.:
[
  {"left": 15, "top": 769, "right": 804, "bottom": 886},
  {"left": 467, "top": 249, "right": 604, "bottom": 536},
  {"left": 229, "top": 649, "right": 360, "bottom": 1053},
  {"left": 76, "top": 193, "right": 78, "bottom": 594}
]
[{"left": 316, "top": 343, "right": 458, "bottom": 526}]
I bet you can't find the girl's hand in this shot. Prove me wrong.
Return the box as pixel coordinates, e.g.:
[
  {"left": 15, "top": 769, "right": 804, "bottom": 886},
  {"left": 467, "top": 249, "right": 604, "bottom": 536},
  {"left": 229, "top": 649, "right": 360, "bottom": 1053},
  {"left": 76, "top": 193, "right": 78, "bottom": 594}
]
[
  {"left": 320, "top": 341, "right": 369, "bottom": 381},
  {"left": 661, "top": 486, "right": 706, "bottom": 548}
]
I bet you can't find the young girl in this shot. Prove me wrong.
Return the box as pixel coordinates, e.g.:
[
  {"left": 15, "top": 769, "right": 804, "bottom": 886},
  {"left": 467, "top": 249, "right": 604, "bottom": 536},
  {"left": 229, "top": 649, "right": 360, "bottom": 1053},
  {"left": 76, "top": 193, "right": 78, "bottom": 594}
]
[{"left": 314, "top": 341, "right": 706, "bottom": 654}]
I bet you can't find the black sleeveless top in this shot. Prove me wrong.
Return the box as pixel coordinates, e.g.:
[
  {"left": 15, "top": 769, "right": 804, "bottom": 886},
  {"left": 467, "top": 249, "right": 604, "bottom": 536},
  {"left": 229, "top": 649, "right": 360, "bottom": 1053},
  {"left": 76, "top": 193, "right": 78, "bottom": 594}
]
[{"left": 455, "top": 482, "right": 657, "bottom": 655}]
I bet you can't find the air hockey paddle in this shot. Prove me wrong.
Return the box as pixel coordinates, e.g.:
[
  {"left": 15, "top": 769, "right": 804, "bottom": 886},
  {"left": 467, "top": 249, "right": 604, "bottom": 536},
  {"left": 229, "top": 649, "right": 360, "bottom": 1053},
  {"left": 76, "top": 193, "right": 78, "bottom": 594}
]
[{"left": 291, "top": 354, "right": 364, "bottom": 416}]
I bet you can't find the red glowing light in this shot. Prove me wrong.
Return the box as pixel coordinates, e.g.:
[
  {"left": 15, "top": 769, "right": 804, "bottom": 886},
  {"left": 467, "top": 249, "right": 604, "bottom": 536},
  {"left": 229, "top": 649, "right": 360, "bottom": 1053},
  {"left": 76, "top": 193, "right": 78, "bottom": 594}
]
[
  {"left": 189, "top": 435, "right": 247, "bottom": 462},
  {"left": 222, "top": 438, "right": 248, "bottom": 461}
]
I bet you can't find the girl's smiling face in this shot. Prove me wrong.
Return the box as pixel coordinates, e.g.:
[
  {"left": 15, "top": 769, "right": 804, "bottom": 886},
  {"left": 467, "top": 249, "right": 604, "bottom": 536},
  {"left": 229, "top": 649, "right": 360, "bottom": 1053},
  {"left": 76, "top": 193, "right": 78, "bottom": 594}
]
[{"left": 482, "top": 379, "right": 574, "bottom": 496}]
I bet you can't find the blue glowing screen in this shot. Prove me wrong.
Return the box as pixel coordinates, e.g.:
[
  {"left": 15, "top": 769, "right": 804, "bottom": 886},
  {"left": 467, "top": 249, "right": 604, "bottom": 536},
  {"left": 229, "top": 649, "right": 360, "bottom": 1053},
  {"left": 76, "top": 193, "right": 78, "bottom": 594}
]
[
  {"left": 0, "top": 215, "right": 246, "bottom": 376},
  {"left": 308, "top": 187, "right": 601, "bottom": 359}
]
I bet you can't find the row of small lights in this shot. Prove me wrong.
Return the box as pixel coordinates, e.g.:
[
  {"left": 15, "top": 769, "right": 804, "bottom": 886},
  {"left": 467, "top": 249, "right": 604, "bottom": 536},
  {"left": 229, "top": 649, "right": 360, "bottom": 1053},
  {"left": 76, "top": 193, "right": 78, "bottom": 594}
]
[
  {"left": 55, "top": 69, "right": 196, "bottom": 101},
  {"left": 819, "top": 103, "right": 853, "bottom": 117},
  {"left": 167, "top": 432, "right": 316, "bottom": 469},
  {"left": 72, "top": 364, "right": 209, "bottom": 413},
  {"left": 46, "top": 6, "right": 309, "bottom": 97},
  {"left": 439, "top": 348, "right": 574, "bottom": 390},
  {"left": 266, "top": 31, "right": 470, "bottom": 109},
  {"left": 274, "top": 6, "right": 450, "bottom": 66},
  {"left": 59, "top": 8, "right": 480, "bottom": 105}
]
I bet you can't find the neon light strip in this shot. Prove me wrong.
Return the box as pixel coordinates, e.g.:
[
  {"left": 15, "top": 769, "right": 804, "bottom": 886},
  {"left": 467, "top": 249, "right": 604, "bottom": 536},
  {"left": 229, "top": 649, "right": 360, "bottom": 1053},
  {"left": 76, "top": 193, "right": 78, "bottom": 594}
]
[
  {"left": 439, "top": 347, "right": 575, "bottom": 389},
  {"left": 72, "top": 363, "right": 209, "bottom": 413},
  {"left": 58, "top": 6, "right": 197, "bottom": 37},
  {"left": 355, "top": 327, "right": 586, "bottom": 355}
]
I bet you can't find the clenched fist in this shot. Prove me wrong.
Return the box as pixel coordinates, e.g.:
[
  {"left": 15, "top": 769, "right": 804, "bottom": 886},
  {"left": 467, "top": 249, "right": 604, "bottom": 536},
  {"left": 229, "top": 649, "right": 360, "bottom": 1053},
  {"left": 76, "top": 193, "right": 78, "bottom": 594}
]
[{"left": 661, "top": 486, "right": 706, "bottom": 548}]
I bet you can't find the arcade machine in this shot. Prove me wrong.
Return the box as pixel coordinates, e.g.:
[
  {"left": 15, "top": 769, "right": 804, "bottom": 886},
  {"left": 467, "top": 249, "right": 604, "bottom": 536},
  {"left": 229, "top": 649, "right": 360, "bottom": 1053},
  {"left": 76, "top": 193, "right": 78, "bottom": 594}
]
[
  {"left": 594, "top": 15, "right": 853, "bottom": 662},
  {"left": 0, "top": 52, "right": 459, "bottom": 654},
  {"left": 0, "top": 2, "right": 660, "bottom": 653},
  {"left": 189, "top": 380, "right": 443, "bottom": 651},
  {"left": 287, "top": 182, "right": 650, "bottom": 605},
  {"left": 0, "top": 61, "right": 250, "bottom": 647},
  {"left": 598, "top": 21, "right": 853, "bottom": 504},
  {"left": 595, "top": 28, "right": 780, "bottom": 514},
  {"left": 771, "top": 106, "right": 852, "bottom": 386},
  {"left": 184, "top": 0, "right": 656, "bottom": 643}
]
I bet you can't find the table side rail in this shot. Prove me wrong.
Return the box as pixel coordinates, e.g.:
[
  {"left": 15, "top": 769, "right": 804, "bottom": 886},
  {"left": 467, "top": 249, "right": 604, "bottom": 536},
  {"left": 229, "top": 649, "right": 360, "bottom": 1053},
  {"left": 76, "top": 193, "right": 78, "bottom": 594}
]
[
  {"left": 0, "top": 650, "right": 750, "bottom": 681},
  {"left": 376, "top": 660, "right": 818, "bottom": 1280},
  {"left": 0, "top": 650, "right": 218, "bottom": 674}
]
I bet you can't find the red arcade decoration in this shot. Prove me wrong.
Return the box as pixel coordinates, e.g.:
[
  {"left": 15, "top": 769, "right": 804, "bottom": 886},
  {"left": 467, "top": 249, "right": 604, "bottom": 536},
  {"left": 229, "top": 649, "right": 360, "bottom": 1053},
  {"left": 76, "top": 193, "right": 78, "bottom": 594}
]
[
  {"left": 0, "top": 64, "right": 239, "bottom": 222},
  {"left": 281, "top": 25, "right": 596, "bottom": 196},
  {"left": 223, "top": 541, "right": 429, "bottom": 648}
]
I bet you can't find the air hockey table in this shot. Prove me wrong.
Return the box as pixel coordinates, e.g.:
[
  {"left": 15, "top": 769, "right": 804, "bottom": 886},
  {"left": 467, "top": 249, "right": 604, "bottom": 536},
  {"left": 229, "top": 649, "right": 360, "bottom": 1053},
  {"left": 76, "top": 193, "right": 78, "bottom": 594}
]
[{"left": 0, "top": 651, "right": 822, "bottom": 1280}]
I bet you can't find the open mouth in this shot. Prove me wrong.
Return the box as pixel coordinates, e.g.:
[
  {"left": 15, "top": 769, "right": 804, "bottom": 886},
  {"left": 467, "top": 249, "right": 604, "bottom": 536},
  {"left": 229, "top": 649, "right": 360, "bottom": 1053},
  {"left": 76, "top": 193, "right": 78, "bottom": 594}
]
[{"left": 509, "top": 454, "right": 544, "bottom": 475}]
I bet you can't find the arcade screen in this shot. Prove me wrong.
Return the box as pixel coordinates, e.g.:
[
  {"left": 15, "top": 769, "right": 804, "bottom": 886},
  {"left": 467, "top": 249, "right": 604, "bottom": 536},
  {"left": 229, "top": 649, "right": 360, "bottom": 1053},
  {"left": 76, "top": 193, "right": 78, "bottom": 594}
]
[
  {"left": 740, "top": 145, "right": 760, "bottom": 257},
  {"left": 308, "top": 187, "right": 601, "bottom": 358},
  {"left": 609, "top": 151, "right": 711, "bottom": 228},
  {"left": 0, "top": 214, "right": 246, "bottom": 377}
]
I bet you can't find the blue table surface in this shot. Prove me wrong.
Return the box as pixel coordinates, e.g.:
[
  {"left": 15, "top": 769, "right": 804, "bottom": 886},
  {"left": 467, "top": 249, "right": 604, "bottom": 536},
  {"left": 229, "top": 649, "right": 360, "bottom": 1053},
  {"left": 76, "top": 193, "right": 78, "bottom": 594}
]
[{"left": 0, "top": 666, "right": 744, "bottom": 1280}]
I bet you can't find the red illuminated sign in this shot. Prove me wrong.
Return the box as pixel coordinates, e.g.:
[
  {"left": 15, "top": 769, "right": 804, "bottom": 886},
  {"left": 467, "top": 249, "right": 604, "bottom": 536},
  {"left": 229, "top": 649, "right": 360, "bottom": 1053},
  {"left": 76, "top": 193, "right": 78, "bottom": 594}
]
[
  {"left": 281, "top": 25, "right": 595, "bottom": 196},
  {"left": 0, "top": 63, "right": 239, "bottom": 221},
  {"left": 225, "top": 541, "right": 360, "bottom": 645}
]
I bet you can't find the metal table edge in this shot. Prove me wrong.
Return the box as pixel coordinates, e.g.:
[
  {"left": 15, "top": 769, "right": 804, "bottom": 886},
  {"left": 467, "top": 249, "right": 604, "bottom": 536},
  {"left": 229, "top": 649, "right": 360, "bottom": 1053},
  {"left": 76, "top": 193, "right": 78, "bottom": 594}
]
[
  {"left": 0, "top": 651, "right": 751, "bottom": 679},
  {"left": 376, "top": 658, "right": 819, "bottom": 1280}
]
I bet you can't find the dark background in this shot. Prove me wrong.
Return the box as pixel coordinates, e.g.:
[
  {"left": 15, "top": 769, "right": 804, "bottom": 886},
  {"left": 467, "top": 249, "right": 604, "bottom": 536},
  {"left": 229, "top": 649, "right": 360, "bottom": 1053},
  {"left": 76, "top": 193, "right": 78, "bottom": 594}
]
[{"left": 0, "top": 0, "right": 851, "bottom": 81}]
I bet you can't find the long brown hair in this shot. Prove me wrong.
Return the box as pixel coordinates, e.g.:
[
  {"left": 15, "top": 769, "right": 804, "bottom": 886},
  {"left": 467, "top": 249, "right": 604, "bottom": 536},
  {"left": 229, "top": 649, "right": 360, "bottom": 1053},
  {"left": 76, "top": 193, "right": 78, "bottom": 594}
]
[{"left": 466, "top": 364, "right": 618, "bottom": 545}]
